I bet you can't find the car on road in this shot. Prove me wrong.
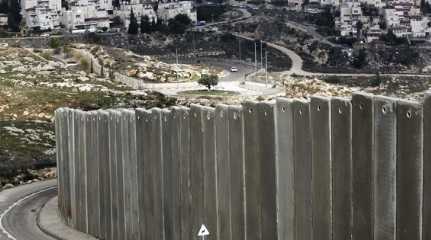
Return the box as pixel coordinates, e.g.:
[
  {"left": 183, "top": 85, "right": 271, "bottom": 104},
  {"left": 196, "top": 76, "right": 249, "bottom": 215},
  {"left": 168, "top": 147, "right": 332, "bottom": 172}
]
[
  {"left": 40, "top": 33, "right": 50, "bottom": 37},
  {"left": 230, "top": 67, "right": 239, "bottom": 72}
]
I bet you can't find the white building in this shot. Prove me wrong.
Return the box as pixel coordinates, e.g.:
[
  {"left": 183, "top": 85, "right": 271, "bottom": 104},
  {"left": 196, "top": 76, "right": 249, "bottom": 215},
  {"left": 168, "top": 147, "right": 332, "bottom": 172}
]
[
  {"left": 114, "top": 3, "right": 157, "bottom": 28},
  {"left": 410, "top": 16, "right": 430, "bottom": 37},
  {"left": 338, "top": 2, "right": 366, "bottom": 37},
  {"left": 21, "top": 0, "right": 62, "bottom": 30},
  {"left": 157, "top": 0, "right": 197, "bottom": 24},
  {"left": 61, "top": 0, "right": 112, "bottom": 31},
  {"left": 383, "top": 0, "right": 431, "bottom": 38},
  {"left": 288, "top": 0, "right": 304, "bottom": 9},
  {"left": 320, "top": 0, "right": 340, "bottom": 7},
  {"left": 0, "top": 13, "right": 7, "bottom": 30}
]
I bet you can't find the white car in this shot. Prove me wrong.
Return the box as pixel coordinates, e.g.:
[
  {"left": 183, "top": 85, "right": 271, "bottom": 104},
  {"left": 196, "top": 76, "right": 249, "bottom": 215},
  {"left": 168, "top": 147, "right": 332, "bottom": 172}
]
[
  {"left": 40, "top": 33, "right": 50, "bottom": 37},
  {"left": 230, "top": 67, "right": 239, "bottom": 72}
]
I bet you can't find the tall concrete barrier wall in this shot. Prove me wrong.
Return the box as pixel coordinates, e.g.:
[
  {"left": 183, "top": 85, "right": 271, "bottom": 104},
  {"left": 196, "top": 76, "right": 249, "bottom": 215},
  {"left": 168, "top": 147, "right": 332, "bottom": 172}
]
[{"left": 56, "top": 93, "right": 431, "bottom": 240}]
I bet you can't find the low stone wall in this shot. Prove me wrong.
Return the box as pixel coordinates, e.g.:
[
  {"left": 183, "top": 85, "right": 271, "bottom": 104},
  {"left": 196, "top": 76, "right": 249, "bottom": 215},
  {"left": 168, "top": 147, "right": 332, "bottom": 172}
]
[{"left": 113, "top": 72, "right": 145, "bottom": 89}]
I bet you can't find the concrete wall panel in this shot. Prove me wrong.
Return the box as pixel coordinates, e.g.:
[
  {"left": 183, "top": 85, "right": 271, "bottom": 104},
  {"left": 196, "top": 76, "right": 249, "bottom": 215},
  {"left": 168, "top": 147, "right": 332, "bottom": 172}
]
[
  {"left": 275, "top": 98, "right": 294, "bottom": 240},
  {"left": 423, "top": 93, "right": 431, "bottom": 240},
  {"left": 243, "top": 102, "right": 277, "bottom": 240},
  {"left": 331, "top": 98, "right": 352, "bottom": 240},
  {"left": 292, "top": 100, "right": 312, "bottom": 240},
  {"left": 178, "top": 107, "right": 191, "bottom": 240},
  {"left": 76, "top": 110, "right": 88, "bottom": 233},
  {"left": 135, "top": 108, "right": 148, "bottom": 240},
  {"left": 67, "top": 109, "right": 77, "bottom": 227},
  {"left": 87, "top": 112, "right": 101, "bottom": 237},
  {"left": 243, "top": 101, "right": 262, "bottom": 240},
  {"left": 215, "top": 105, "right": 230, "bottom": 240},
  {"left": 227, "top": 105, "right": 245, "bottom": 240},
  {"left": 163, "top": 109, "right": 181, "bottom": 240},
  {"left": 190, "top": 105, "right": 204, "bottom": 238},
  {"left": 119, "top": 109, "right": 132, "bottom": 240},
  {"left": 202, "top": 107, "right": 218, "bottom": 240},
  {"left": 396, "top": 100, "right": 423, "bottom": 240},
  {"left": 142, "top": 109, "right": 164, "bottom": 240},
  {"left": 97, "top": 110, "right": 111, "bottom": 240},
  {"left": 373, "top": 97, "right": 396, "bottom": 240},
  {"left": 310, "top": 97, "right": 331, "bottom": 240},
  {"left": 352, "top": 94, "right": 373, "bottom": 240}
]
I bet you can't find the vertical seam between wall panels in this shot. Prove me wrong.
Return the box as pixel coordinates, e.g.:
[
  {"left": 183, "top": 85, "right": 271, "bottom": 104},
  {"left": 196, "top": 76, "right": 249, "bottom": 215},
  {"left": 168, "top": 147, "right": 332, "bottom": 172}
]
[
  {"left": 420, "top": 108, "right": 424, "bottom": 240},
  {"left": 327, "top": 99, "right": 334, "bottom": 240},
  {"left": 160, "top": 111, "right": 165, "bottom": 240},
  {"left": 242, "top": 106, "right": 247, "bottom": 240}
]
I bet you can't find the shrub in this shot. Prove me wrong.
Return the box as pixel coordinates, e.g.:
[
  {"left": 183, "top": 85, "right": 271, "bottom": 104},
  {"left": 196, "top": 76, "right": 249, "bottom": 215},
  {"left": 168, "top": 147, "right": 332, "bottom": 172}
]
[
  {"left": 198, "top": 74, "right": 219, "bottom": 90},
  {"left": 80, "top": 58, "right": 89, "bottom": 71}
]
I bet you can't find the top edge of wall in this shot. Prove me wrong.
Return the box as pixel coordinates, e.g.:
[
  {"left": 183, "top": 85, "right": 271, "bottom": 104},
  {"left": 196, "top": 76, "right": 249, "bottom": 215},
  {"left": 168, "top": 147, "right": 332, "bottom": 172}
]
[{"left": 55, "top": 94, "right": 425, "bottom": 114}]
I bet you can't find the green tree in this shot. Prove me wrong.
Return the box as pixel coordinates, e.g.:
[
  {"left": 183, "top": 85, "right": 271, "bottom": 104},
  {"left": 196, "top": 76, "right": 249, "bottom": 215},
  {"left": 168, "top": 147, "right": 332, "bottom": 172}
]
[
  {"left": 356, "top": 20, "right": 363, "bottom": 39},
  {"left": 198, "top": 74, "right": 219, "bottom": 90},
  {"left": 421, "top": 0, "right": 431, "bottom": 14},
  {"left": 352, "top": 48, "right": 367, "bottom": 69},
  {"left": 111, "top": 16, "right": 123, "bottom": 28},
  {"left": 381, "top": 29, "right": 408, "bottom": 45},
  {"left": 0, "top": 0, "right": 8, "bottom": 13},
  {"left": 168, "top": 14, "right": 192, "bottom": 34},
  {"left": 128, "top": 9, "right": 139, "bottom": 35},
  {"left": 112, "top": 0, "right": 120, "bottom": 9},
  {"left": 8, "top": 0, "right": 22, "bottom": 32},
  {"left": 140, "top": 15, "right": 151, "bottom": 34},
  {"left": 369, "top": 72, "right": 382, "bottom": 87}
]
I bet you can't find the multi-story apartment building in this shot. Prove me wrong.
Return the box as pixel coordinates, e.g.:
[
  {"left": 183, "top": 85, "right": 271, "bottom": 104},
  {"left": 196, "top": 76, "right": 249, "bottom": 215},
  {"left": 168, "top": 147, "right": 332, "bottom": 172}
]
[
  {"left": 338, "top": 1, "right": 367, "bottom": 36},
  {"left": 0, "top": 13, "right": 7, "bottom": 30},
  {"left": 383, "top": 0, "right": 429, "bottom": 38},
  {"left": 21, "top": 0, "right": 62, "bottom": 30},
  {"left": 114, "top": 0, "right": 158, "bottom": 28},
  {"left": 61, "top": 0, "right": 112, "bottom": 32},
  {"left": 157, "top": 0, "right": 196, "bottom": 24}
]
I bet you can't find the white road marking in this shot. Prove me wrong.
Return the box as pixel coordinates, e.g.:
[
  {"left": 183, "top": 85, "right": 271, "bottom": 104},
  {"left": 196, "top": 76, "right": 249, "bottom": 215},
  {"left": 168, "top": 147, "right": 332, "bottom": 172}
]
[{"left": 0, "top": 186, "right": 57, "bottom": 240}]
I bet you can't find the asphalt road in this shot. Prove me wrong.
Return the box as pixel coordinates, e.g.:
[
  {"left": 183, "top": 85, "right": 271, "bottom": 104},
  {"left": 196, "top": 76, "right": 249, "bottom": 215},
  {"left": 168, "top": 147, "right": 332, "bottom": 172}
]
[{"left": 0, "top": 180, "right": 57, "bottom": 240}]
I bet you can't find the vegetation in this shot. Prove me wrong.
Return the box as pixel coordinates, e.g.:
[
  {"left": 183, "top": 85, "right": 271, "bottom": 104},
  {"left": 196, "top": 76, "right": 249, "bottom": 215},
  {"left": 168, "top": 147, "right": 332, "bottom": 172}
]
[
  {"left": 307, "top": 6, "right": 337, "bottom": 36},
  {"left": 80, "top": 58, "right": 89, "bottom": 71},
  {"left": 197, "top": 5, "right": 227, "bottom": 22},
  {"left": 198, "top": 74, "right": 219, "bottom": 90},
  {"left": 0, "top": 1, "right": 7, "bottom": 14},
  {"left": 112, "top": 0, "right": 120, "bottom": 9},
  {"left": 369, "top": 72, "right": 382, "bottom": 87},
  {"left": 111, "top": 16, "right": 123, "bottom": 28},
  {"left": 8, "top": 0, "right": 22, "bottom": 32},
  {"left": 49, "top": 38, "right": 62, "bottom": 49},
  {"left": 381, "top": 29, "right": 408, "bottom": 45},
  {"left": 352, "top": 48, "right": 367, "bottom": 68},
  {"left": 128, "top": 9, "right": 139, "bottom": 35},
  {"left": 168, "top": 14, "right": 192, "bottom": 34},
  {"left": 140, "top": 15, "right": 152, "bottom": 34},
  {"left": 421, "top": 0, "right": 431, "bottom": 14}
]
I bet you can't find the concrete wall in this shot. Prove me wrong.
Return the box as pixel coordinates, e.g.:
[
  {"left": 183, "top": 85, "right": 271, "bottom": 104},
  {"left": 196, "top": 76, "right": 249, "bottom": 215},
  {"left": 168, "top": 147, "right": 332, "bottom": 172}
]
[{"left": 56, "top": 93, "right": 431, "bottom": 240}]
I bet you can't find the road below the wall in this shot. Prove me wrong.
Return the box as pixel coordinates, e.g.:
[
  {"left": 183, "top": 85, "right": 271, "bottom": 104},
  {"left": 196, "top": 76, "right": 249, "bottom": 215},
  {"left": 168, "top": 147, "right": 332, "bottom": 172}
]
[{"left": 0, "top": 180, "right": 57, "bottom": 240}]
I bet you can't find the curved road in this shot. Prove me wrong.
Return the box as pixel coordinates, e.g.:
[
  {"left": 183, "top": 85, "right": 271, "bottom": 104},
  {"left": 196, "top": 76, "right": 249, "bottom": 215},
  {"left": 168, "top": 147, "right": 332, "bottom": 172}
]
[{"left": 0, "top": 180, "right": 57, "bottom": 240}]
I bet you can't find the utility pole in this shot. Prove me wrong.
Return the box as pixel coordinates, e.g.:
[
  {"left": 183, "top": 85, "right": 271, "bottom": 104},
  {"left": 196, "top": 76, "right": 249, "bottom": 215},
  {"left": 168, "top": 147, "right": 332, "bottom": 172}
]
[
  {"left": 265, "top": 50, "right": 268, "bottom": 87},
  {"left": 254, "top": 41, "right": 257, "bottom": 71},
  {"left": 260, "top": 40, "right": 263, "bottom": 69},
  {"left": 176, "top": 48, "right": 179, "bottom": 65}
]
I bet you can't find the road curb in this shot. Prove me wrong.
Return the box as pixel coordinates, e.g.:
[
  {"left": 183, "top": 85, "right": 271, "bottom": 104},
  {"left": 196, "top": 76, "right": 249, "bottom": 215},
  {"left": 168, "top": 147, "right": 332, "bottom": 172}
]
[{"left": 37, "top": 196, "right": 98, "bottom": 240}]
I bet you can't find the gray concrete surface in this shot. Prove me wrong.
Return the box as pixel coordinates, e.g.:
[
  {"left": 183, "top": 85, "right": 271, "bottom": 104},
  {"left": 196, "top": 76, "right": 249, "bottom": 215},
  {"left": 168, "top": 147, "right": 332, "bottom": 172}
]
[
  {"left": 54, "top": 94, "right": 431, "bottom": 240},
  {"left": 0, "top": 180, "right": 57, "bottom": 240},
  {"left": 39, "top": 196, "right": 97, "bottom": 240}
]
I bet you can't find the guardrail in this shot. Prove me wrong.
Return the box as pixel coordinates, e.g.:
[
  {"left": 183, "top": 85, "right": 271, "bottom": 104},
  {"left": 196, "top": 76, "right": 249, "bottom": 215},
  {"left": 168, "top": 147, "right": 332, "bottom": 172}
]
[{"left": 56, "top": 93, "right": 431, "bottom": 240}]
